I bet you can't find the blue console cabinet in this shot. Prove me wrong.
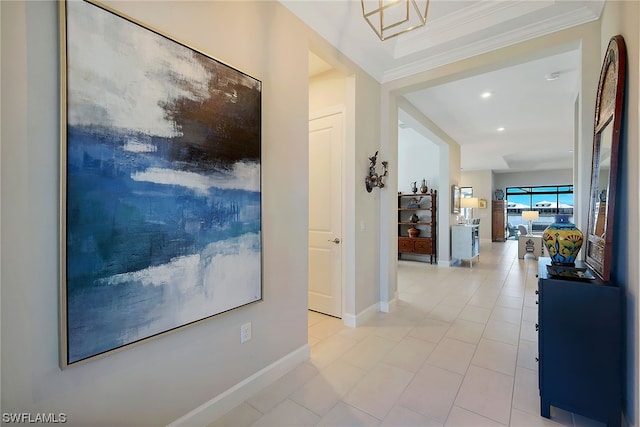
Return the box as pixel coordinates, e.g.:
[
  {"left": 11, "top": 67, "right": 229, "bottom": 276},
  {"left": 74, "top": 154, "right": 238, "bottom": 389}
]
[{"left": 537, "top": 258, "right": 622, "bottom": 426}]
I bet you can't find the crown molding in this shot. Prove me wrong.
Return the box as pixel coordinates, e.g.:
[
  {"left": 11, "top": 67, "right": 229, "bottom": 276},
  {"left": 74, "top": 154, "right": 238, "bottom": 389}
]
[
  {"left": 381, "top": 3, "right": 601, "bottom": 83},
  {"left": 394, "top": 0, "right": 550, "bottom": 58}
]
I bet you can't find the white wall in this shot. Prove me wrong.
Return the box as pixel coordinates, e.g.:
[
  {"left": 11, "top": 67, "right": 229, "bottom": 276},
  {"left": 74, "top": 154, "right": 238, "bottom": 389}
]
[
  {"left": 307, "top": 37, "right": 383, "bottom": 319},
  {"left": 0, "top": 1, "right": 311, "bottom": 424},
  {"left": 308, "top": 69, "right": 361, "bottom": 320},
  {"left": 309, "top": 69, "right": 347, "bottom": 112},
  {"left": 599, "top": 2, "right": 640, "bottom": 425},
  {"left": 308, "top": 56, "right": 384, "bottom": 318},
  {"left": 309, "top": 68, "right": 349, "bottom": 318},
  {"left": 398, "top": 128, "right": 440, "bottom": 195},
  {"left": 353, "top": 75, "right": 383, "bottom": 314},
  {"left": 306, "top": 44, "right": 383, "bottom": 318},
  {"left": 460, "top": 170, "right": 493, "bottom": 240},
  {"left": 493, "top": 168, "right": 574, "bottom": 191}
]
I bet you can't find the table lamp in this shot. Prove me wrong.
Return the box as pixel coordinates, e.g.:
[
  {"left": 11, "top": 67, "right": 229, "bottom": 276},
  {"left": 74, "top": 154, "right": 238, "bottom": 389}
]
[
  {"left": 522, "top": 210, "right": 539, "bottom": 236},
  {"left": 460, "top": 197, "right": 479, "bottom": 224}
]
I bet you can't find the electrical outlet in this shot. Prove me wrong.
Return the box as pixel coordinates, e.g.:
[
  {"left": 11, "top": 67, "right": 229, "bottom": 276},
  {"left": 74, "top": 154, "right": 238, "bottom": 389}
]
[{"left": 240, "top": 322, "right": 251, "bottom": 343}]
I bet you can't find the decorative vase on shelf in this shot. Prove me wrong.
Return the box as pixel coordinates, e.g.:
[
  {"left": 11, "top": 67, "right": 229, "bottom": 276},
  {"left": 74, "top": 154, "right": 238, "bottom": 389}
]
[
  {"left": 420, "top": 179, "right": 428, "bottom": 194},
  {"left": 407, "top": 197, "right": 422, "bottom": 208},
  {"left": 408, "top": 226, "right": 421, "bottom": 238},
  {"left": 409, "top": 213, "right": 419, "bottom": 223},
  {"left": 410, "top": 181, "right": 418, "bottom": 194},
  {"left": 542, "top": 215, "right": 584, "bottom": 266}
]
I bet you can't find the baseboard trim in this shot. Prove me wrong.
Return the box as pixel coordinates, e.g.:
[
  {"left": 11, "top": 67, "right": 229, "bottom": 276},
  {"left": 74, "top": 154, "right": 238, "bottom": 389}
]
[
  {"left": 379, "top": 293, "right": 397, "bottom": 313},
  {"left": 342, "top": 313, "right": 357, "bottom": 327},
  {"left": 168, "top": 344, "right": 310, "bottom": 427},
  {"left": 438, "top": 259, "right": 454, "bottom": 267},
  {"left": 343, "top": 302, "right": 379, "bottom": 327}
]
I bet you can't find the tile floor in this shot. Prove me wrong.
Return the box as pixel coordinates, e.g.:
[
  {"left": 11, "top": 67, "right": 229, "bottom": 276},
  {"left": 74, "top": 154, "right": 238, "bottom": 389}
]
[{"left": 208, "top": 241, "right": 606, "bottom": 427}]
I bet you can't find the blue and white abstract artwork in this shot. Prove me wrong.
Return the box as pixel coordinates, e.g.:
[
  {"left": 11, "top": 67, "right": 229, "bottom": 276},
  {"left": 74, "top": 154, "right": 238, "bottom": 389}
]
[{"left": 61, "top": 1, "right": 262, "bottom": 366}]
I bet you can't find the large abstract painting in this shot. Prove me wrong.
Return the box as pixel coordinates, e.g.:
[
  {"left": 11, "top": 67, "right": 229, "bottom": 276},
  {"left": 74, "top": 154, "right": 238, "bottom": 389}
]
[{"left": 60, "top": 0, "right": 262, "bottom": 367}]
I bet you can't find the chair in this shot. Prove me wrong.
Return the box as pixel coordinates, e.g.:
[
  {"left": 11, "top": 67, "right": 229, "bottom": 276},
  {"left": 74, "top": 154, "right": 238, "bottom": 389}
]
[
  {"left": 518, "top": 224, "right": 528, "bottom": 237},
  {"left": 506, "top": 222, "right": 518, "bottom": 239}
]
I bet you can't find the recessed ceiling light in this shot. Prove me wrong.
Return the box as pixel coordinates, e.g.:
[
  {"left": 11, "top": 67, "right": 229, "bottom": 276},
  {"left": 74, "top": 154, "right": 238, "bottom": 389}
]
[
  {"left": 481, "top": 91, "right": 492, "bottom": 99},
  {"left": 545, "top": 72, "right": 560, "bottom": 81},
  {"left": 497, "top": 127, "right": 505, "bottom": 132}
]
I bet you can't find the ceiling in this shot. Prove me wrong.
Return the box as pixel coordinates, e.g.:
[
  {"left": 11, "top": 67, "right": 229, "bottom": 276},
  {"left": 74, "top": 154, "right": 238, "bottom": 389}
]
[{"left": 285, "top": 0, "right": 605, "bottom": 174}]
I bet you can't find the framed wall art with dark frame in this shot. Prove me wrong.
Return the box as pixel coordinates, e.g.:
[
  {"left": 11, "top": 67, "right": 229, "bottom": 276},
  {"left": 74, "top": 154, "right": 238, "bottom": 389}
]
[
  {"left": 59, "top": 0, "right": 262, "bottom": 368},
  {"left": 585, "top": 35, "right": 626, "bottom": 282},
  {"left": 451, "top": 185, "right": 461, "bottom": 214}
]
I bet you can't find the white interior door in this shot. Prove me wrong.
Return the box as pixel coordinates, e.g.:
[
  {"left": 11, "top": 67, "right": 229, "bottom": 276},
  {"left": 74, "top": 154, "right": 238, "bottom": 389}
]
[{"left": 308, "top": 112, "right": 343, "bottom": 318}]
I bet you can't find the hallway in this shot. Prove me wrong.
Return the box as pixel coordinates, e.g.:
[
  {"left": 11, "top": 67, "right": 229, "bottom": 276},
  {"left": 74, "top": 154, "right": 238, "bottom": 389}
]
[{"left": 209, "top": 241, "right": 605, "bottom": 427}]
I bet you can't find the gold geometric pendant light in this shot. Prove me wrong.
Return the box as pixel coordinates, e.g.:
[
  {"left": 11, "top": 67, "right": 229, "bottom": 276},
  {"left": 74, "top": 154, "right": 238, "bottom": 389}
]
[{"left": 361, "top": 0, "right": 430, "bottom": 41}]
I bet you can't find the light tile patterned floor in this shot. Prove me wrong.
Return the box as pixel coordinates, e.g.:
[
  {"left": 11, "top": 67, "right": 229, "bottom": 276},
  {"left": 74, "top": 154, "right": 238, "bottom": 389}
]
[{"left": 208, "top": 241, "right": 606, "bottom": 427}]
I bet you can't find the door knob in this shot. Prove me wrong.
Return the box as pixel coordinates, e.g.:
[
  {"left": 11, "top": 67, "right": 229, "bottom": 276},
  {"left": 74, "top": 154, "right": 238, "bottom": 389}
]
[{"left": 328, "top": 238, "right": 341, "bottom": 244}]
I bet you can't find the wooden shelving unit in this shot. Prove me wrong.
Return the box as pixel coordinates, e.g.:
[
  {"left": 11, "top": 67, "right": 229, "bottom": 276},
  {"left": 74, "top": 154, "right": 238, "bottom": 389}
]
[{"left": 397, "top": 190, "right": 437, "bottom": 264}]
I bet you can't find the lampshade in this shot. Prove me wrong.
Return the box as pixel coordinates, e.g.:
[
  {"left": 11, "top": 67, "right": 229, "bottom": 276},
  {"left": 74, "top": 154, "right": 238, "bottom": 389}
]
[
  {"left": 522, "top": 211, "right": 539, "bottom": 221},
  {"left": 460, "top": 197, "right": 479, "bottom": 209},
  {"left": 361, "top": 0, "right": 430, "bottom": 41}
]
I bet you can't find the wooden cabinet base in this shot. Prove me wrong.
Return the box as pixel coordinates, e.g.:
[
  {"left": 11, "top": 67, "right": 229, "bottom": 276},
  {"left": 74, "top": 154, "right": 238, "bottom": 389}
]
[{"left": 398, "top": 237, "right": 435, "bottom": 264}]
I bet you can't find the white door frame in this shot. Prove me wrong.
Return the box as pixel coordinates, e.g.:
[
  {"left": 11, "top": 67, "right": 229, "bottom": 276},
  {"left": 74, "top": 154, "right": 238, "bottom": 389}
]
[{"left": 309, "top": 106, "right": 347, "bottom": 320}]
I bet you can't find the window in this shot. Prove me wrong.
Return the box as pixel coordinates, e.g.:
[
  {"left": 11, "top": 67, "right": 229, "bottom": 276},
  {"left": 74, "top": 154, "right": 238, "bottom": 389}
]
[{"left": 506, "top": 185, "right": 573, "bottom": 231}]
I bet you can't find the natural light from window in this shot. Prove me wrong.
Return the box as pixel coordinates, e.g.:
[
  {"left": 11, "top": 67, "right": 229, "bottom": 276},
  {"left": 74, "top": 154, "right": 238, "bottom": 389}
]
[{"left": 506, "top": 186, "right": 574, "bottom": 233}]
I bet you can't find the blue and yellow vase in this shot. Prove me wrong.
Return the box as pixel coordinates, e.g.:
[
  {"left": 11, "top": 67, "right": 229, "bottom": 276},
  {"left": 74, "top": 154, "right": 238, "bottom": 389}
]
[{"left": 542, "top": 215, "right": 584, "bottom": 266}]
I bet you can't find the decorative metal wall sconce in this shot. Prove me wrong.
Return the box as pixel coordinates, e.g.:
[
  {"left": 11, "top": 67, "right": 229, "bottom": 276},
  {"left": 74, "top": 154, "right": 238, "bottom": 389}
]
[{"left": 365, "top": 151, "right": 388, "bottom": 192}]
